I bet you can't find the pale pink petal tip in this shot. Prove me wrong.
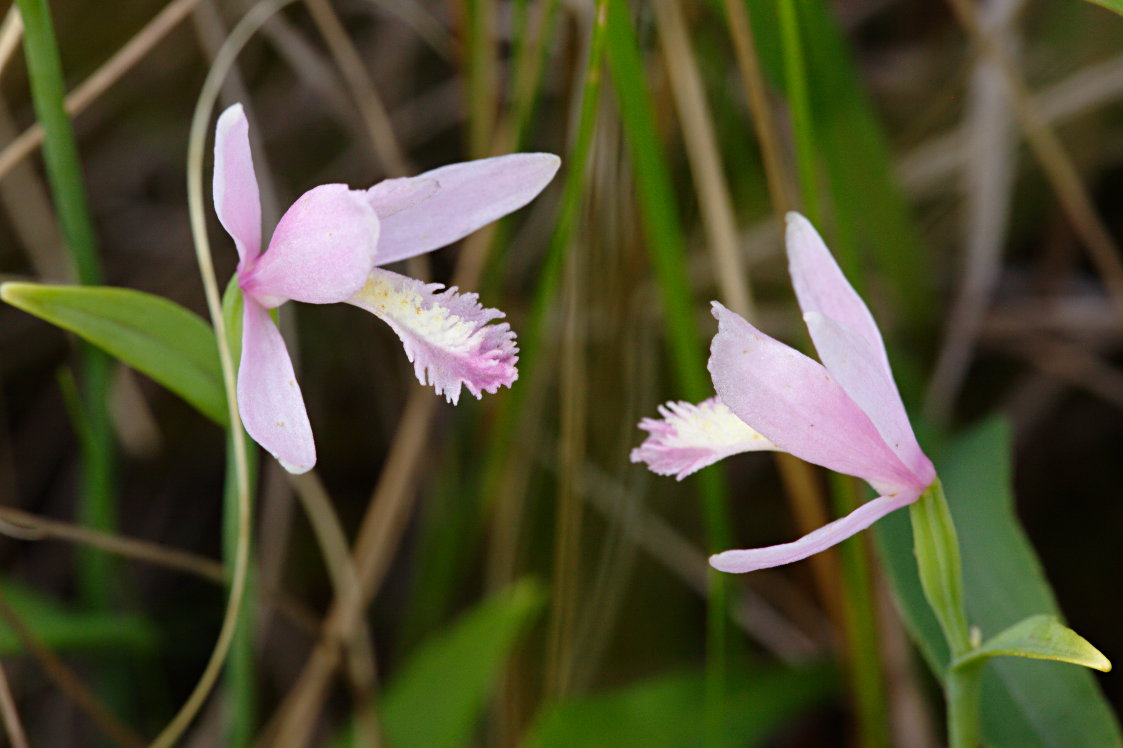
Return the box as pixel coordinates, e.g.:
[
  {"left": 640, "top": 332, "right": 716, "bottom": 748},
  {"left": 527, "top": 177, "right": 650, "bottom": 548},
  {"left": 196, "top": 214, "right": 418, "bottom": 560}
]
[
  {"left": 631, "top": 398, "right": 776, "bottom": 480},
  {"left": 349, "top": 268, "right": 518, "bottom": 404},
  {"left": 213, "top": 103, "right": 262, "bottom": 266},
  {"left": 236, "top": 302, "right": 316, "bottom": 473},
  {"left": 709, "top": 491, "right": 919, "bottom": 573}
]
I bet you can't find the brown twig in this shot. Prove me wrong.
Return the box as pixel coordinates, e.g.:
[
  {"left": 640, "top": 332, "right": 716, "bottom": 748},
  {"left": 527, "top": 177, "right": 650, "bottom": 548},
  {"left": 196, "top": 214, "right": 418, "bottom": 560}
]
[
  {"left": 0, "top": 659, "right": 28, "bottom": 748},
  {"left": 0, "top": 595, "right": 146, "bottom": 748}
]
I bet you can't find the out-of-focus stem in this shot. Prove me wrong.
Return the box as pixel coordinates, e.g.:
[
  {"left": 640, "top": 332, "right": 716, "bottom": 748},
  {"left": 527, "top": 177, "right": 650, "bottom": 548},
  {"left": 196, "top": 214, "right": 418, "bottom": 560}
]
[{"left": 15, "top": 0, "right": 116, "bottom": 611}]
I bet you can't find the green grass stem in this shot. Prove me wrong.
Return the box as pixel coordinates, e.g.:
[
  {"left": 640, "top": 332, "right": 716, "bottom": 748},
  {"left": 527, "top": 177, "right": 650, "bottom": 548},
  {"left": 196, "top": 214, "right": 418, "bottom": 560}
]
[{"left": 15, "top": 0, "right": 116, "bottom": 611}]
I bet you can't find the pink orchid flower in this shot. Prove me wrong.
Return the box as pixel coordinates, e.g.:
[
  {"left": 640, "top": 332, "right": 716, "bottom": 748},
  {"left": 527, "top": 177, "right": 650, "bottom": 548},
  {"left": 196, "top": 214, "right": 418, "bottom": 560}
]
[
  {"left": 631, "top": 212, "right": 935, "bottom": 573},
  {"left": 214, "top": 103, "right": 559, "bottom": 474}
]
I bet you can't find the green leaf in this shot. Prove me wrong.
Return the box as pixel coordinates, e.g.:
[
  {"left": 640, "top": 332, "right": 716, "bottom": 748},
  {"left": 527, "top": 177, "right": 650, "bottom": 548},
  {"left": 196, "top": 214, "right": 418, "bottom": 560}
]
[
  {"left": 876, "top": 419, "right": 1123, "bottom": 747},
  {"left": 523, "top": 663, "right": 834, "bottom": 748},
  {"left": 356, "top": 579, "right": 545, "bottom": 748},
  {"left": 1084, "top": 0, "right": 1123, "bottom": 16},
  {"left": 0, "top": 580, "right": 159, "bottom": 655},
  {"left": 1, "top": 283, "right": 226, "bottom": 425},
  {"left": 955, "top": 615, "right": 1112, "bottom": 673}
]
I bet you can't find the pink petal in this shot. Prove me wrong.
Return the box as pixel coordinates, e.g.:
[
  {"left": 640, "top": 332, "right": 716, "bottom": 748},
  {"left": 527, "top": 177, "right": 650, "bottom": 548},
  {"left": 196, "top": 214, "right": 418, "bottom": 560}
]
[
  {"left": 370, "top": 153, "right": 560, "bottom": 266},
  {"left": 804, "top": 312, "right": 935, "bottom": 488},
  {"left": 348, "top": 268, "right": 517, "bottom": 403},
  {"left": 237, "top": 300, "right": 315, "bottom": 473},
  {"left": 708, "top": 302, "right": 915, "bottom": 494},
  {"left": 240, "top": 184, "right": 380, "bottom": 308},
  {"left": 709, "top": 491, "right": 919, "bottom": 573},
  {"left": 630, "top": 398, "right": 776, "bottom": 480},
  {"left": 785, "top": 212, "right": 892, "bottom": 378},
  {"left": 367, "top": 177, "right": 439, "bottom": 218},
  {"left": 214, "top": 103, "right": 262, "bottom": 265}
]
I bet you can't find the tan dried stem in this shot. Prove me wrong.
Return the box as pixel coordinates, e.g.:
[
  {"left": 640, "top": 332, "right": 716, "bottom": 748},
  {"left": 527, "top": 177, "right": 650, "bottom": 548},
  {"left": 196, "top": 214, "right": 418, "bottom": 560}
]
[
  {"left": 288, "top": 471, "right": 383, "bottom": 748},
  {"left": 304, "top": 0, "right": 410, "bottom": 177},
  {"left": 651, "top": 0, "right": 754, "bottom": 319},
  {"left": 0, "top": 596, "right": 146, "bottom": 748},
  {"left": 0, "top": 0, "right": 202, "bottom": 184},
  {"left": 0, "top": 659, "right": 28, "bottom": 748},
  {"left": 945, "top": 0, "right": 1123, "bottom": 319}
]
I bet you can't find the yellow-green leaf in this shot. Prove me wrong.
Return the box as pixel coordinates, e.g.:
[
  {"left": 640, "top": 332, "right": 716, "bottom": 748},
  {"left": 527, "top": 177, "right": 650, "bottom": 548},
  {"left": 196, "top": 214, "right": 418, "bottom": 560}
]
[
  {"left": 1, "top": 283, "right": 226, "bottom": 425},
  {"left": 955, "top": 615, "right": 1111, "bottom": 673}
]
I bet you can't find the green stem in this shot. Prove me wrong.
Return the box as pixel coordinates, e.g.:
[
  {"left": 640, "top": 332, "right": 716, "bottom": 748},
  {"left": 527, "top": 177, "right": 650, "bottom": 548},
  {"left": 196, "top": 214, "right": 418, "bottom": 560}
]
[
  {"left": 604, "top": 1, "right": 734, "bottom": 741},
  {"left": 16, "top": 0, "right": 116, "bottom": 610},
  {"left": 909, "top": 479, "right": 971, "bottom": 656},
  {"left": 947, "top": 662, "right": 983, "bottom": 748},
  {"left": 909, "top": 479, "right": 978, "bottom": 745},
  {"left": 223, "top": 430, "right": 258, "bottom": 746},
  {"left": 776, "top": 0, "right": 820, "bottom": 223},
  {"left": 830, "top": 475, "right": 890, "bottom": 748}
]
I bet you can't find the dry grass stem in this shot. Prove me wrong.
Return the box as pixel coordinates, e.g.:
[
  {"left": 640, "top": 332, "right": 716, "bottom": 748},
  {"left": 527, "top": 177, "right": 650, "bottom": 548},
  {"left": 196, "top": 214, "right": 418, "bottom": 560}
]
[
  {"left": 0, "top": 0, "right": 202, "bottom": 184},
  {"left": 0, "top": 659, "right": 28, "bottom": 748},
  {"left": 304, "top": 0, "right": 410, "bottom": 177},
  {"left": 0, "top": 596, "right": 146, "bottom": 748}
]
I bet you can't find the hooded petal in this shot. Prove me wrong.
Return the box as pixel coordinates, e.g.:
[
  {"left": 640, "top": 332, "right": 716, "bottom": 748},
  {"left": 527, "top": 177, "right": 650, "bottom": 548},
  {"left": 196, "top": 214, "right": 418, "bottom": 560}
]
[
  {"left": 240, "top": 184, "right": 380, "bottom": 308},
  {"left": 370, "top": 153, "right": 561, "bottom": 266},
  {"left": 804, "top": 312, "right": 934, "bottom": 487},
  {"left": 709, "top": 491, "right": 919, "bottom": 573},
  {"left": 214, "top": 103, "right": 262, "bottom": 265},
  {"left": 237, "top": 300, "right": 315, "bottom": 473},
  {"left": 348, "top": 268, "right": 517, "bottom": 403},
  {"left": 631, "top": 398, "right": 776, "bottom": 480},
  {"left": 785, "top": 212, "right": 893, "bottom": 379},
  {"left": 708, "top": 302, "right": 915, "bottom": 494}
]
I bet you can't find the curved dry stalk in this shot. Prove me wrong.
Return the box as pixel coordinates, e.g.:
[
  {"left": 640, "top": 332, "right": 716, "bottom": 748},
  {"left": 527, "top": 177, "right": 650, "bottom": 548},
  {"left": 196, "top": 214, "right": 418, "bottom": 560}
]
[
  {"left": 0, "top": 505, "right": 225, "bottom": 582},
  {"left": 945, "top": 0, "right": 1123, "bottom": 319},
  {"left": 304, "top": 0, "right": 410, "bottom": 177},
  {"left": 288, "top": 471, "right": 383, "bottom": 748},
  {"left": 0, "top": 0, "right": 201, "bottom": 183},
  {"left": 151, "top": 0, "right": 302, "bottom": 743},
  {"left": 0, "top": 659, "right": 28, "bottom": 748},
  {"left": 0, "top": 8, "right": 24, "bottom": 79},
  {"left": 926, "top": 0, "right": 1024, "bottom": 422},
  {"left": 0, "top": 596, "right": 145, "bottom": 748},
  {"left": 651, "top": 0, "right": 754, "bottom": 320}
]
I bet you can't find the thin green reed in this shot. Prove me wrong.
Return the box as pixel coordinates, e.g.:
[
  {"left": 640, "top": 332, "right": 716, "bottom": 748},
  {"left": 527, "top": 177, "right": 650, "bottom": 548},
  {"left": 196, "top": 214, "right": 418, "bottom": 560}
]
[
  {"left": 604, "top": 0, "right": 735, "bottom": 741},
  {"left": 776, "top": 0, "right": 891, "bottom": 743},
  {"left": 15, "top": 0, "right": 116, "bottom": 610}
]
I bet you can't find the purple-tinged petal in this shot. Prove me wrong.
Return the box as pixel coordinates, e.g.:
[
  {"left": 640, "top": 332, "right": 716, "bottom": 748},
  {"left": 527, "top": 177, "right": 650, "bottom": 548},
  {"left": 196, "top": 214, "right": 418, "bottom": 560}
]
[
  {"left": 241, "top": 184, "right": 380, "bottom": 308},
  {"left": 710, "top": 491, "right": 919, "bottom": 573},
  {"left": 237, "top": 300, "right": 315, "bottom": 473},
  {"left": 708, "top": 302, "right": 915, "bottom": 494},
  {"left": 214, "top": 103, "right": 262, "bottom": 266},
  {"left": 371, "top": 153, "right": 560, "bottom": 266},
  {"left": 631, "top": 398, "right": 776, "bottom": 480},
  {"left": 348, "top": 268, "right": 517, "bottom": 403},
  {"left": 368, "top": 177, "right": 438, "bottom": 218},
  {"left": 786, "top": 212, "right": 892, "bottom": 378},
  {"left": 804, "top": 312, "right": 935, "bottom": 487}
]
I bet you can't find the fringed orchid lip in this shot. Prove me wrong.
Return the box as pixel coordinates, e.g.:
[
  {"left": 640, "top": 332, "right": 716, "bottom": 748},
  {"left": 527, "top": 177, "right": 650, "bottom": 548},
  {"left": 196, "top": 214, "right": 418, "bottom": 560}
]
[
  {"left": 632, "top": 212, "right": 935, "bottom": 573},
  {"left": 212, "top": 102, "right": 560, "bottom": 473}
]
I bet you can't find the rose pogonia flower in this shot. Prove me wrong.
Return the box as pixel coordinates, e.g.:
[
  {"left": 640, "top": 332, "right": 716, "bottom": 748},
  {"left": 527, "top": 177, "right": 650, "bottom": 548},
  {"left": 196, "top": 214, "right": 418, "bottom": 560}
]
[
  {"left": 214, "top": 103, "right": 559, "bottom": 474},
  {"left": 631, "top": 212, "right": 935, "bottom": 573}
]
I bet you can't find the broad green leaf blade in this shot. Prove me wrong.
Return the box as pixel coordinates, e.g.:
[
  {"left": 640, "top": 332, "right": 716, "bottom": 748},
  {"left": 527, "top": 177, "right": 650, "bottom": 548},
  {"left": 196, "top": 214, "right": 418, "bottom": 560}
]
[
  {"left": 876, "top": 419, "right": 1123, "bottom": 747},
  {"left": 955, "top": 615, "right": 1111, "bottom": 673},
  {"left": 374, "top": 579, "right": 546, "bottom": 748},
  {"left": 1084, "top": 0, "right": 1123, "bottom": 16},
  {"left": 0, "top": 581, "right": 159, "bottom": 655},
  {"left": 1, "top": 283, "right": 226, "bottom": 425},
  {"left": 523, "top": 664, "right": 834, "bottom": 748}
]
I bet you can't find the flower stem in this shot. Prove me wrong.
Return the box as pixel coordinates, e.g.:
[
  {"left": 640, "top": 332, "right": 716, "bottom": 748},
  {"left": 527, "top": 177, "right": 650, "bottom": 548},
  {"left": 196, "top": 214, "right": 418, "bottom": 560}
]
[
  {"left": 909, "top": 478, "right": 979, "bottom": 745},
  {"left": 947, "top": 661, "right": 983, "bottom": 748}
]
